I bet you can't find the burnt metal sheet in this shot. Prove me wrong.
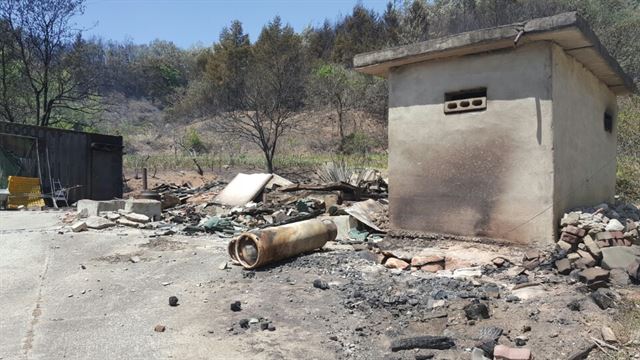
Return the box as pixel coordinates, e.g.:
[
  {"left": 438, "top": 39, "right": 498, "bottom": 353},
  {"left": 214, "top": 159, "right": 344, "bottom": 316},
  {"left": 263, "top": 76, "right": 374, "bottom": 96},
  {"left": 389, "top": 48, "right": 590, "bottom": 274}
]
[
  {"left": 345, "top": 199, "right": 387, "bottom": 233},
  {"left": 214, "top": 173, "right": 273, "bottom": 206}
]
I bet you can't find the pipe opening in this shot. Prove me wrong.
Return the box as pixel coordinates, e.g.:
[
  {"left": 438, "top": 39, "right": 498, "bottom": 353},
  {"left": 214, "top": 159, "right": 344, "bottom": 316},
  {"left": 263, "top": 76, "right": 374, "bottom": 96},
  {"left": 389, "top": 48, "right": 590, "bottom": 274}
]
[
  {"left": 236, "top": 234, "right": 260, "bottom": 267},
  {"left": 227, "top": 239, "right": 239, "bottom": 264}
]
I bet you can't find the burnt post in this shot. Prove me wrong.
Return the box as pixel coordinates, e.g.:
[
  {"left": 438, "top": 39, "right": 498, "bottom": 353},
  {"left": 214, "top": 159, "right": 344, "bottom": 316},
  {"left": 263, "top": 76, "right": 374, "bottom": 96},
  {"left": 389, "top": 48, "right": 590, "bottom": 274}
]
[{"left": 142, "top": 168, "right": 148, "bottom": 190}]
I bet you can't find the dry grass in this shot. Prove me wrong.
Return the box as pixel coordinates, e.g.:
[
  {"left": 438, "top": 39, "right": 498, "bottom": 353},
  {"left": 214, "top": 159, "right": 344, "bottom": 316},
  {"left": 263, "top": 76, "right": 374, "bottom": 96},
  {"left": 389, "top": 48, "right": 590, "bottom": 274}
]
[
  {"left": 607, "top": 299, "right": 640, "bottom": 359},
  {"left": 124, "top": 152, "right": 388, "bottom": 173}
]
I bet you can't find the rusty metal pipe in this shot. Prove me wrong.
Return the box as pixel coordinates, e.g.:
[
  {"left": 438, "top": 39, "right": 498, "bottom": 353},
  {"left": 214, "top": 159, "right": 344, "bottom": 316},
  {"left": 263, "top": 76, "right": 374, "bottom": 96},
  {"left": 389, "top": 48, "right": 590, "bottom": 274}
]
[
  {"left": 227, "top": 238, "right": 240, "bottom": 264},
  {"left": 232, "top": 219, "right": 337, "bottom": 269}
]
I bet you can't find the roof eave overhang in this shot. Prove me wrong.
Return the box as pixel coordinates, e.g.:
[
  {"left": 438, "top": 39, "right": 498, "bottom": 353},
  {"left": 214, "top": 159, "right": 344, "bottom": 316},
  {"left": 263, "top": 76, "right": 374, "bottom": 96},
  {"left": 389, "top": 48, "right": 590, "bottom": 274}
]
[{"left": 353, "top": 12, "right": 635, "bottom": 95}]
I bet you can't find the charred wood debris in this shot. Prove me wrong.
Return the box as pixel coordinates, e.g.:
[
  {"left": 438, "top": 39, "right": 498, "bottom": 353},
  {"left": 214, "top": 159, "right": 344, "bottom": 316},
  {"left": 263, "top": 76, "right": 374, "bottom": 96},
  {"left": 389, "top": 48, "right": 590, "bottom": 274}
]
[{"left": 139, "top": 171, "right": 389, "bottom": 241}]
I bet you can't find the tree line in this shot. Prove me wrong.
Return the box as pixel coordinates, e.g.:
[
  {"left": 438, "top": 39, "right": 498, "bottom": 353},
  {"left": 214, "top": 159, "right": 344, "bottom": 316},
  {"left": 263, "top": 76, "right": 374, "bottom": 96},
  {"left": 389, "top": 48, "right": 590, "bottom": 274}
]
[{"left": 1, "top": 0, "right": 638, "bottom": 171}]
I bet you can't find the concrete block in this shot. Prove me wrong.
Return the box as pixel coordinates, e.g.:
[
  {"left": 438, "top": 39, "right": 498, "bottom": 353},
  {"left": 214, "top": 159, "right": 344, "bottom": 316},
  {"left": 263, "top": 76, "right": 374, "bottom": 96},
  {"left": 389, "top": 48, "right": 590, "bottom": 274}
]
[
  {"left": 578, "top": 267, "right": 609, "bottom": 283},
  {"left": 601, "top": 247, "right": 638, "bottom": 270},
  {"left": 583, "top": 234, "right": 601, "bottom": 257},
  {"left": 555, "top": 258, "right": 571, "bottom": 274},
  {"left": 609, "top": 268, "right": 630, "bottom": 286},
  {"left": 124, "top": 199, "right": 161, "bottom": 221},
  {"left": 556, "top": 240, "right": 573, "bottom": 251},
  {"left": 123, "top": 212, "right": 150, "bottom": 223},
  {"left": 560, "top": 212, "right": 580, "bottom": 227},
  {"left": 117, "top": 218, "right": 141, "bottom": 228},
  {"left": 104, "top": 212, "right": 120, "bottom": 221},
  {"left": 77, "top": 199, "right": 125, "bottom": 216},
  {"left": 453, "top": 267, "right": 482, "bottom": 278},
  {"left": 70, "top": 221, "right": 87, "bottom": 232},
  {"left": 601, "top": 326, "right": 617, "bottom": 343},
  {"left": 85, "top": 216, "right": 116, "bottom": 230}
]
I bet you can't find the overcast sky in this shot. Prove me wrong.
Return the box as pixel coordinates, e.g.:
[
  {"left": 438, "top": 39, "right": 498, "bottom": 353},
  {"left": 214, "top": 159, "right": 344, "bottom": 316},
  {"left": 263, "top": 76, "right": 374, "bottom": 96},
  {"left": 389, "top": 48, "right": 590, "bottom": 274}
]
[{"left": 76, "top": 0, "right": 389, "bottom": 48}]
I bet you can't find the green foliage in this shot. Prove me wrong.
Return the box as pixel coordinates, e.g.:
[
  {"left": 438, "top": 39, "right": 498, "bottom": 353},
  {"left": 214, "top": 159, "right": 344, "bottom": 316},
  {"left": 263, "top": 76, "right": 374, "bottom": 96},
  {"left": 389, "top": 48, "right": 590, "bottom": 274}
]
[
  {"left": 194, "top": 17, "right": 306, "bottom": 172},
  {"left": 307, "top": 62, "right": 387, "bottom": 147},
  {"left": 182, "top": 128, "right": 207, "bottom": 154},
  {"left": 3, "top": 0, "right": 638, "bottom": 197},
  {"left": 341, "top": 131, "right": 379, "bottom": 155},
  {"left": 1, "top": 0, "right": 96, "bottom": 126},
  {"left": 617, "top": 156, "right": 640, "bottom": 202},
  {"left": 571, "top": 0, "right": 640, "bottom": 83},
  {"left": 616, "top": 96, "right": 640, "bottom": 202},
  {"left": 332, "top": 4, "right": 386, "bottom": 66}
]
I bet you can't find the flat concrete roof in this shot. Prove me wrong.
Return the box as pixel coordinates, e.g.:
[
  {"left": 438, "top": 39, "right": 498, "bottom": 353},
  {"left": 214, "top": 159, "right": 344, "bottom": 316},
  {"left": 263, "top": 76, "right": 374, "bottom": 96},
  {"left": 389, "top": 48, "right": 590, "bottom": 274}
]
[{"left": 353, "top": 12, "right": 635, "bottom": 95}]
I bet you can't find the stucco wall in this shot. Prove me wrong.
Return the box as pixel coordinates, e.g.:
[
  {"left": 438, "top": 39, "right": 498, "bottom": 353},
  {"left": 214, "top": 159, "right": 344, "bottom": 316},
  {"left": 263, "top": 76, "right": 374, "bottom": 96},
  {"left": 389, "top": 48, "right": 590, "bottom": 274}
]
[
  {"left": 551, "top": 44, "right": 618, "bottom": 224},
  {"left": 388, "top": 42, "right": 556, "bottom": 245}
]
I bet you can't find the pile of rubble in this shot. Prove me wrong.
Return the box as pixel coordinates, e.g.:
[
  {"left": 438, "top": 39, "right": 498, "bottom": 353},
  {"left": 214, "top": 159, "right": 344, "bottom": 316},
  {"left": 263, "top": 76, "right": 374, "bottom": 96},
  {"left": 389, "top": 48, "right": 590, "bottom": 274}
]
[
  {"left": 555, "top": 202, "right": 640, "bottom": 285},
  {"left": 65, "top": 171, "right": 390, "bottom": 246}
]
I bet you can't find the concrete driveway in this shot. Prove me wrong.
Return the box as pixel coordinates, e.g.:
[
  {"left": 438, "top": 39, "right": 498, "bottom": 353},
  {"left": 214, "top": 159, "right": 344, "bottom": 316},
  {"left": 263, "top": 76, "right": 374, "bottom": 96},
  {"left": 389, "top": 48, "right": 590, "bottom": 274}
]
[{"left": 0, "top": 211, "right": 245, "bottom": 360}]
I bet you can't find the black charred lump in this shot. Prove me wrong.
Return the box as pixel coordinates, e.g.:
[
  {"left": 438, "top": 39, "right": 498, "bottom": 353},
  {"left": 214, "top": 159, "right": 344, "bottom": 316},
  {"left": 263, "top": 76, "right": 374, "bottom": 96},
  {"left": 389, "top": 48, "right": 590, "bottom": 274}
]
[
  {"left": 390, "top": 335, "right": 455, "bottom": 351},
  {"left": 230, "top": 301, "right": 242, "bottom": 312},
  {"left": 313, "top": 279, "right": 329, "bottom": 290},
  {"left": 464, "top": 301, "right": 490, "bottom": 320}
]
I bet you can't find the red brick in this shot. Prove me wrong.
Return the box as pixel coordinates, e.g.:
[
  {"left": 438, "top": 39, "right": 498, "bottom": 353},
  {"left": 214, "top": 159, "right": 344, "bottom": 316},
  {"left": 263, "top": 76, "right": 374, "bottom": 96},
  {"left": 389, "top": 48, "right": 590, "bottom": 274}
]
[
  {"left": 560, "top": 232, "right": 579, "bottom": 244},
  {"left": 493, "top": 345, "right": 533, "bottom": 360},
  {"left": 611, "top": 231, "right": 624, "bottom": 239},
  {"left": 384, "top": 257, "right": 410, "bottom": 270},
  {"left": 421, "top": 263, "right": 444, "bottom": 272},
  {"left": 596, "top": 232, "right": 614, "bottom": 241},
  {"left": 563, "top": 225, "right": 586, "bottom": 237},
  {"left": 411, "top": 255, "right": 444, "bottom": 267}
]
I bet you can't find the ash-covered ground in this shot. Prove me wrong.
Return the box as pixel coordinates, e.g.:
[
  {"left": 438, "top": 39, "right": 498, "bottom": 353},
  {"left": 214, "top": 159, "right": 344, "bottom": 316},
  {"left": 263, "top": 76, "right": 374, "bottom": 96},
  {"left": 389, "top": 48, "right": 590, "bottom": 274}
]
[
  {"left": 1, "top": 211, "right": 638, "bottom": 360},
  {"left": 218, "top": 241, "right": 639, "bottom": 359}
]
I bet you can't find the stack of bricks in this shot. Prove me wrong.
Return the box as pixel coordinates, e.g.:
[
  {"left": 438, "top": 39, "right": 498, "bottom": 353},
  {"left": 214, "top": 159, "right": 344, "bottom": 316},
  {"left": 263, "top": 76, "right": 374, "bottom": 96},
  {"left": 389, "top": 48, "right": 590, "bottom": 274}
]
[{"left": 554, "top": 202, "right": 639, "bottom": 275}]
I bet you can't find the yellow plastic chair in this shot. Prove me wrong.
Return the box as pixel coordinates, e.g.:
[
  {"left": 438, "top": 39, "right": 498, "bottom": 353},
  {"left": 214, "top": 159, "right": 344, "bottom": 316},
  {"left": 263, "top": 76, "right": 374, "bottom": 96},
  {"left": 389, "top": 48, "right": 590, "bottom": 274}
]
[{"left": 7, "top": 176, "right": 45, "bottom": 209}]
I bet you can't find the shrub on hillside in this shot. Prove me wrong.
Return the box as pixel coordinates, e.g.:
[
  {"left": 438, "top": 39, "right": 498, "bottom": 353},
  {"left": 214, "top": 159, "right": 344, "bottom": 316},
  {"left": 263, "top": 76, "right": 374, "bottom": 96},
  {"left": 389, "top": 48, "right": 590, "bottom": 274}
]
[
  {"left": 183, "top": 129, "right": 208, "bottom": 155},
  {"left": 617, "top": 96, "right": 640, "bottom": 203}
]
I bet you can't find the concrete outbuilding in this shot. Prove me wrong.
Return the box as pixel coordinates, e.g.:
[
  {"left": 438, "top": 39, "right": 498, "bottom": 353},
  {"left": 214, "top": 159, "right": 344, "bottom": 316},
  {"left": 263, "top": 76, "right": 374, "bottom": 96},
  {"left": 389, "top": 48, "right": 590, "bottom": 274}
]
[{"left": 354, "top": 12, "right": 635, "bottom": 246}]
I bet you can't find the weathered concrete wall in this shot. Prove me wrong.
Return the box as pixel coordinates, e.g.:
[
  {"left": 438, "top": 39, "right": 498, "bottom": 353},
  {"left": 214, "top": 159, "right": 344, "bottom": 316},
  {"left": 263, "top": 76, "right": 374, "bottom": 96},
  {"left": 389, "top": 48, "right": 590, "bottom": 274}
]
[
  {"left": 388, "top": 42, "right": 556, "bottom": 246},
  {"left": 551, "top": 44, "right": 618, "bottom": 224}
]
